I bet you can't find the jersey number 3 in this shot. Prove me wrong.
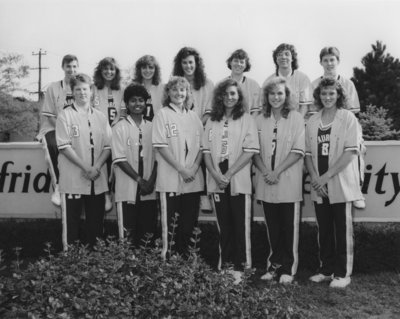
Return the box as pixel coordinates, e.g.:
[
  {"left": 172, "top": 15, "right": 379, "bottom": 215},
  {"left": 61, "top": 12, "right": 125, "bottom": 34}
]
[
  {"left": 70, "top": 125, "right": 80, "bottom": 137},
  {"left": 165, "top": 123, "right": 178, "bottom": 137}
]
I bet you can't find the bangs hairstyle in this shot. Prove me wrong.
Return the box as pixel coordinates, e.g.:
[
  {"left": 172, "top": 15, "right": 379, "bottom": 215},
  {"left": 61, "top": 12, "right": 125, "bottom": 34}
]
[
  {"left": 123, "top": 83, "right": 150, "bottom": 107},
  {"left": 93, "top": 57, "right": 121, "bottom": 91},
  {"left": 273, "top": 43, "right": 299, "bottom": 73},
  {"left": 162, "top": 76, "right": 191, "bottom": 108},
  {"left": 61, "top": 54, "right": 78, "bottom": 67},
  {"left": 262, "top": 77, "right": 294, "bottom": 119},
  {"left": 133, "top": 55, "right": 161, "bottom": 86},
  {"left": 226, "top": 49, "right": 251, "bottom": 72},
  {"left": 69, "top": 73, "right": 92, "bottom": 91},
  {"left": 313, "top": 77, "right": 347, "bottom": 110},
  {"left": 319, "top": 46, "right": 340, "bottom": 62},
  {"left": 210, "top": 78, "right": 245, "bottom": 122},
  {"left": 172, "top": 47, "right": 206, "bottom": 90}
]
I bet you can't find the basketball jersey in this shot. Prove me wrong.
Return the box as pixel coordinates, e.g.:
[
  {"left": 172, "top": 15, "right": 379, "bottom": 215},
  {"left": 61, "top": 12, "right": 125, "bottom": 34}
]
[
  {"left": 91, "top": 86, "right": 125, "bottom": 126},
  {"left": 152, "top": 103, "right": 204, "bottom": 193},
  {"left": 262, "top": 70, "right": 312, "bottom": 111},
  {"left": 38, "top": 80, "right": 74, "bottom": 139},
  {"left": 317, "top": 122, "right": 332, "bottom": 176},
  {"left": 112, "top": 116, "right": 155, "bottom": 202},
  {"left": 190, "top": 78, "right": 214, "bottom": 119},
  {"left": 56, "top": 104, "right": 112, "bottom": 195}
]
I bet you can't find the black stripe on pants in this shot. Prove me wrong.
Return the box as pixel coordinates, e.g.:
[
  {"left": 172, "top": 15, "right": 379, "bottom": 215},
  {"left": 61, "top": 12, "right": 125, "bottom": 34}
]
[
  {"left": 159, "top": 192, "right": 200, "bottom": 259},
  {"left": 212, "top": 189, "right": 252, "bottom": 271},
  {"left": 43, "top": 130, "right": 59, "bottom": 184},
  {"left": 314, "top": 201, "right": 353, "bottom": 278},
  {"left": 262, "top": 202, "right": 300, "bottom": 276},
  {"left": 61, "top": 192, "right": 105, "bottom": 249}
]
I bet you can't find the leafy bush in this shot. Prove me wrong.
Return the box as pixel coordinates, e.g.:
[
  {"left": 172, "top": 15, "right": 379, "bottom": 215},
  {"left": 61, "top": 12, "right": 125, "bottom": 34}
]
[
  {"left": 0, "top": 229, "right": 299, "bottom": 319},
  {"left": 358, "top": 104, "right": 400, "bottom": 140}
]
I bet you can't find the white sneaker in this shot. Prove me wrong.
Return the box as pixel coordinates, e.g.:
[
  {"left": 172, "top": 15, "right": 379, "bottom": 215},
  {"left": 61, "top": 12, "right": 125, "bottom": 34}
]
[
  {"left": 329, "top": 277, "right": 351, "bottom": 288},
  {"left": 309, "top": 273, "right": 333, "bottom": 283},
  {"left": 105, "top": 193, "right": 113, "bottom": 212},
  {"left": 279, "top": 274, "right": 294, "bottom": 284},
  {"left": 232, "top": 271, "right": 243, "bottom": 285},
  {"left": 260, "top": 271, "right": 277, "bottom": 281},
  {"left": 353, "top": 200, "right": 366, "bottom": 209},
  {"left": 51, "top": 184, "right": 61, "bottom": 206},
  {"left": 200, "top": 195, "right": 212, "bottom": 212}
]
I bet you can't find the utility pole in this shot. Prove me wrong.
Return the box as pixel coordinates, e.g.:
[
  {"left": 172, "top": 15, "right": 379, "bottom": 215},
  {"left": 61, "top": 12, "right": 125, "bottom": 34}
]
[{"left": 31, "top": 49, "right": 48, "bottom": 101}]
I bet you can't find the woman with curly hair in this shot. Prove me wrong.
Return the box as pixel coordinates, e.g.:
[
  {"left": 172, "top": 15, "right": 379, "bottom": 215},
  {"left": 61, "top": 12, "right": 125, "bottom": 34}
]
[
  {"left": 305, "top": 78, "right": 363, "bottom": 288},
  {"left": 92, "top": 57, "right": 124, "bottom": 211},
  {"left": 172, "top": 47, "right": 214, "bottom": 125},
  {"left": 203, "top": 78, "right": 259, "bottom": 284},
  {"left": 222, "top": 49, "right": 261, "bottom": 114},
  {"left": 132, "top": 55, "right": 164, "bottom": 121},
  {"left": 254, "top": 77, "right": 305, "bottom": 285},
  {"left": 152, "top": 76, "right": 204, "bottom": 260},
  {"left": 262, "top": 43, "right": 312, "bottom": 118}
]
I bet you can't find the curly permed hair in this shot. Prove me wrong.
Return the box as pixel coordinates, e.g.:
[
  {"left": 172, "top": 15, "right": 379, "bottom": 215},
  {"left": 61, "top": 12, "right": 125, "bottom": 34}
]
[
  {"left": 172, "top": 47, "right": 206, "bottom": 91},
  {"left": 226, "top": 49, "right": 251, "bottom": 72},
  {"left": 272, "top": 43, "right": 299, "bottom": 73},
  {"left": 313, "top": 77, "right": 348, "bottom": 110},
  {"left": 262, "top": 77, "right": 294, "bottom": 119},
  {"left": 133, "top": 55, "right": 161, "bottom": 86},
  {"left": 210, "top": 78, "right": 246, "bottom": 122},
  {"left": 162, "top": 76, "right": 192, "bottom": 108},
  {"left": 93, "top": 57, "right": 121, "bottom": 91}
]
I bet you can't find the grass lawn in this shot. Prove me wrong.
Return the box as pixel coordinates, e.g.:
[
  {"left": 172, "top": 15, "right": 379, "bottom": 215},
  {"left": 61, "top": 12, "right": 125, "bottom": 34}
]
[{"left": 1, "top": 219, "right": 399, "bottom": 318}]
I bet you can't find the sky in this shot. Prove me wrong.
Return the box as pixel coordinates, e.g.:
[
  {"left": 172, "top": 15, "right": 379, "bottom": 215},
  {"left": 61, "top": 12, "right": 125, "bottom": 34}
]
[{"left": 1, "top": 0, "right": 400, "bottom": 99}]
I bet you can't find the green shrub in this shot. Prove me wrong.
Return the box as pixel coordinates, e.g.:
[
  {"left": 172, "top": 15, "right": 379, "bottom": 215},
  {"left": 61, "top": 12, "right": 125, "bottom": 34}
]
[{"left": 0, "top": 229, "right": 299, "bottom": 319}]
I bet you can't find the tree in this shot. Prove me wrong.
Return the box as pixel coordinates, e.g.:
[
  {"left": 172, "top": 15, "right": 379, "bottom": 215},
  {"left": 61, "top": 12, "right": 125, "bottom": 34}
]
[
  {"left": 352, "top": 41, "right": 400, "bottom": 130},
  {"left": 0, "top": 91, "right": 40, "bottom": 142},
  {"left": 358, "top": 105, "right": 399, "bottom": 141},
  {"left": 0, "top": 52, "right": 30, "bottom": 94}
]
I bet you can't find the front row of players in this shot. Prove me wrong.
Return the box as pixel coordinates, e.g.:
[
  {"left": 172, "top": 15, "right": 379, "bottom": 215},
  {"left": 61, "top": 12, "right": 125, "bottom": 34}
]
[{"left": 55, "top": 74, "right": 363, "bottom": 289}]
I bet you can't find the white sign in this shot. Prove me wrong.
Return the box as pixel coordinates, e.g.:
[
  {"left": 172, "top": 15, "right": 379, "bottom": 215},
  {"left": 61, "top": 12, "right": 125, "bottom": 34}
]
[{"left": 1, "top": 141, "right": 400, "bottom": 222}]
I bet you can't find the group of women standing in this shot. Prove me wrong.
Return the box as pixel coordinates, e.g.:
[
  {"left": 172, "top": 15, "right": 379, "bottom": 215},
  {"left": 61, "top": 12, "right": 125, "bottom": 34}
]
[{"left": 43, "top": 43, "right": 363, "bottom": 290}]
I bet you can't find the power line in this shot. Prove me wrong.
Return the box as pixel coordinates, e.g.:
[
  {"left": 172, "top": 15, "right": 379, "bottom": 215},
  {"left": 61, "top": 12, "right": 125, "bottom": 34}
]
[{"left": 31, "top": 49, "right": 49, "bottom": 101}]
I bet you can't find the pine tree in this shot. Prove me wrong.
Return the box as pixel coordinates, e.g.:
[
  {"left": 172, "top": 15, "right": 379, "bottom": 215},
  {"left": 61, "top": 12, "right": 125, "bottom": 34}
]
[
  {"left": 358, "top": 105, "right": 399, "bottom": 141},
  {"left": 352, "top": 41, "right": 400, "bottom": 130}
]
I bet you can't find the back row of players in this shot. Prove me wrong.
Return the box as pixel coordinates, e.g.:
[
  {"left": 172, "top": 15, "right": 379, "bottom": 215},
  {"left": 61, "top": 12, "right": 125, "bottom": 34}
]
[{"left": 37, "top": 43, "right": 364, "bottom": 288}]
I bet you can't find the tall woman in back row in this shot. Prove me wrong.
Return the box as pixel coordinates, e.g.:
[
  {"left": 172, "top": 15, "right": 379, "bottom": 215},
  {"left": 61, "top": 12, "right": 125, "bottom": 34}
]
[
  {"left": 254, "top": 77, "right": 305, "bottom": 284},
  {"left": 172, "top": 47, "right": 214, "bottom": 125},
  {"left": 305, "top": 78, "right": 363, "bottom": 288}
]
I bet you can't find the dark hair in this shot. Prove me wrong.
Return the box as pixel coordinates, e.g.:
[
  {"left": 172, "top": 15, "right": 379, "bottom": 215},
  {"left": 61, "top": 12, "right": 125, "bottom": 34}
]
[
  {"left": 172, "top": 47, "right": 206, "bottom": 90},
  {"left": 61, "top": 54, "right": 78, "bottom": 67},
  {"left": 319, "top": 46, "right": 341, "bottom": 62},
  {"left": 313, "top": 77, "right": 347, "bottom": 109},
  {"left": 226, "top": 49, "right": 251, "bottom": 72},
  {"left": 123, "top": 83, "right": 150, "bottom": 106},
  {"left": 133, "top": 55, "right": 161, "bottom": 86},
  {"left": 210, "top": 78, "right": 245, "bottom": 122},
  {"left": 69, "top": 73, "right": 92, "bottom": 91},
  {"left": 272, "top": 43, "right": 299, "bottom": 73},
  {"left": 162, "top": 76, "right": 192, "bottom": 108},
  {"left": 262, "top": 77, "right": 294, "bottom": 119},
  {"left": 93, "top": 57, "right": 121, "bottom": 91}
]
